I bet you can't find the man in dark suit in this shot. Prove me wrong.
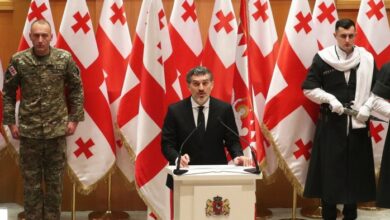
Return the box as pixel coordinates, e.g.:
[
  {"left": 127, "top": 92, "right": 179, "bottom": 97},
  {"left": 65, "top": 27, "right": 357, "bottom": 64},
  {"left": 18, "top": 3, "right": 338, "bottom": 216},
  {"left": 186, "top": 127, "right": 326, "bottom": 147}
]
[{"left": 161, "top": 66, "right": 251, "bottom": 170}]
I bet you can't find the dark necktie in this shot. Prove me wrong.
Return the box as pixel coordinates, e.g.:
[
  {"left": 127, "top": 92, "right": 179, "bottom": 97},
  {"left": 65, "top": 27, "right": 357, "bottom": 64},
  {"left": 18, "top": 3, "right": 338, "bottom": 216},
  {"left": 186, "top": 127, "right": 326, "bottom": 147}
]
[{"left": 197, "top": 106, "right": 205, "bottom": 138}]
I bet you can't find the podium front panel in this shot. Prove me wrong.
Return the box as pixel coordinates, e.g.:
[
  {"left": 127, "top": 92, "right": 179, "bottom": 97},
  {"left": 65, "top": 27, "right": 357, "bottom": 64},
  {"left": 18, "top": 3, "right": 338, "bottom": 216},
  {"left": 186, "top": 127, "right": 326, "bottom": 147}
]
[
  {"left": 167, "top": 165, "right": 260, "bottom": 220},
  {"left": 193, "top": 184, "right": 255, "bottom": 220}
]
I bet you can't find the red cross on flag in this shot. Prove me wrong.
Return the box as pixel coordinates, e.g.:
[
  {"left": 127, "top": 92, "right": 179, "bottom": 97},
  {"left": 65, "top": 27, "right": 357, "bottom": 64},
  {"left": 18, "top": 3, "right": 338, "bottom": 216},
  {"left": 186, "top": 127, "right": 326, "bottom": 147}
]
[
  {"left": 356, "top": 0, "right": 390, "bottom": 68},
  {"left": 56, "top": 0, "right": 116, "bottom": 193},
  {"left": 355, "top": 0, "right": 390, "bottom": 174},
  {"left": 202, "top": 0, "right": 238, "bottom": 102},
  {"left": 231, "top": 0, "right": 259, "bottom": 169},
  {"left": 96, "top": 0, "right": 134, "bottom": 185},
  {"left": 134, "top": 0, "right": 180, "bottom": 219},
  {"left": 370, "top": 120, "right": 389, "bottom": 171},
  {"left": 0, "top": 59, "right": 9, "bottom": 155},
  {"left": 247, "top": 0, "right": 279, "bottom": 177},
  {"left": 8, "top": 0, "right": 57, "bottom": 156},
  {"left": 312, "top": 0, "right": 338, "bottom": 49},
  {"left": 262, "top": 0, "right": 319, "bottom": 194},
  {"left": 168, "top": 0, "right": 202, "bottom": 98}
]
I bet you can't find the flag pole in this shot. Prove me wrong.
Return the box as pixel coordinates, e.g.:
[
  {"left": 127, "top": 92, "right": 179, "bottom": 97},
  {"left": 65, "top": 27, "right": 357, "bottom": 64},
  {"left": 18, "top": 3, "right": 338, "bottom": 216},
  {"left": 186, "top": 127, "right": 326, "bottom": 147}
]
[
  {"left": 279, "top": 187, "right": 305, "bottom": 220},
  {"left": 88, "top": 173, "right": 129, "bottom": 220},
  {"left": 72, "top": 182, "right": 76, "bottom": 220}
]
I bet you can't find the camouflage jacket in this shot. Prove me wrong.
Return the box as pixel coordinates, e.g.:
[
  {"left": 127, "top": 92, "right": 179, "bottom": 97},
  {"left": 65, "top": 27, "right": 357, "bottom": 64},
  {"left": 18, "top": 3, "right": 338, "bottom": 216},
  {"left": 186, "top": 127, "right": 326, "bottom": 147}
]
[{"left": 3, "top": 47, "right": 84, "bottom": 139}]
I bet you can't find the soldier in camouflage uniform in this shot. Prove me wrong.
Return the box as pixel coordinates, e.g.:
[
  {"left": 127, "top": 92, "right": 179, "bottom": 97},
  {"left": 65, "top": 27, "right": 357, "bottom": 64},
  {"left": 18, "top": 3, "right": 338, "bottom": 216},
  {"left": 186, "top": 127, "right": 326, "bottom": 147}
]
[{"left": 2, "top": 19, "right": 84, "bottom": 220}]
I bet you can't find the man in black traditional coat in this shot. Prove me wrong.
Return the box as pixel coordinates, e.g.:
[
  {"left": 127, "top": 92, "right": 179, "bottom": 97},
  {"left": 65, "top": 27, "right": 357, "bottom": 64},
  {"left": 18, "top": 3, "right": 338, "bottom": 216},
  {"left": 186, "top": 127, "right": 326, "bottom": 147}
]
[
  {"left": 371, "top": 62, "right": 390, "bottom": 208},
  {"left": 302, "top": 18, "right": 377, "bottom": 220}
]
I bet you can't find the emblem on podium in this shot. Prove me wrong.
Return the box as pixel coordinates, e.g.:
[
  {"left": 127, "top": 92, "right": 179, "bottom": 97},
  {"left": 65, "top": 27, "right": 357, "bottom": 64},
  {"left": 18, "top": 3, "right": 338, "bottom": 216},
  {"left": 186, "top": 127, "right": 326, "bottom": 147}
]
[{"left": 205, "top": 196, "right": 230, "bottom": 216}]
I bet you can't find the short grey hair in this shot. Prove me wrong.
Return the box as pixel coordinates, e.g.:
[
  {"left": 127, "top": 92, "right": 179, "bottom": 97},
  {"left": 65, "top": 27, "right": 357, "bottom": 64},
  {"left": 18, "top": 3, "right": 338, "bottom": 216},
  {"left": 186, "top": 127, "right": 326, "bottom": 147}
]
[{"left": 186, "top": 66, "right": 213, "bottom": 84}]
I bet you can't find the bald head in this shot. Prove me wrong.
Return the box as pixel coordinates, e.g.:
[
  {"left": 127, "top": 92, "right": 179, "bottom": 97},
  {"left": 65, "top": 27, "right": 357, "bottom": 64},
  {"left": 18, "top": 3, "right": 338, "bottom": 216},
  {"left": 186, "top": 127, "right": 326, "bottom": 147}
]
[{"left": 29, "top": 19, "right": 53, "bottom": 56}]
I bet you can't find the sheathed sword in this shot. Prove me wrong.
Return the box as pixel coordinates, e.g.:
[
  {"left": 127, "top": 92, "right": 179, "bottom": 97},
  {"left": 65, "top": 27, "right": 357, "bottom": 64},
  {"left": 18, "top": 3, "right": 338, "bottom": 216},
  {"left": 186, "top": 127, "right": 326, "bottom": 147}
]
[{"left": 342, "top": 107, "right": 388, "bottom": 123}]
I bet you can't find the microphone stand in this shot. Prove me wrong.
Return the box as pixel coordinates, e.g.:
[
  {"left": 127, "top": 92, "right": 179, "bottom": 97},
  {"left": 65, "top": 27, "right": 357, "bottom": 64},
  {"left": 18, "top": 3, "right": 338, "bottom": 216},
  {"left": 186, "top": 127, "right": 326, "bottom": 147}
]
[
  {"left": 218, "top": 118, "right": 261, "bottom": 174},
  {"left": 173, "top": 122, "right": 201, "bottom": 175},
  {"left": 243, "top": 146, "right": 261, "bottom": 174},
  {"left": 173, "top": 154, "right": 188, "bottom": 175}
]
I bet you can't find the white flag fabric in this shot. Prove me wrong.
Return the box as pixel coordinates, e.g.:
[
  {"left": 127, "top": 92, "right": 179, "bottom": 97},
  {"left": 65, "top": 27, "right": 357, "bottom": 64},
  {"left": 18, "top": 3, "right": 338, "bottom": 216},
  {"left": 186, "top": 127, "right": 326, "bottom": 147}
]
[
  {"left": 356, "top": 0, "right": 390, "bottom": 68},
  {"left": 10, "top": 0, "right": 57, "bottom": 155},
  {"left": 168, "top": 0, "right": 202, "bottom": 99},
  {"left": 202, "top": 0, "right": 237, "bottom": 102},
  {"left": 56, "top": 0, "right": 116, "bottom": 193},
  {"left": 247, "top": 0, "right": 279, "bottom": 177},
  {"left": 312, "top": 0, "right": 338, "bottom": 49},
  {"left": 134, "top": 0, "right": 179, "bottom": 219},
  {"left": 96, "top": 0, "right": 134, "bottom": 185},
  {"left": 262, "top": 0, "right": 319, "bottom": 193},
  {"left": 355, "top": 0, "right": 390, "bottom": 172}
]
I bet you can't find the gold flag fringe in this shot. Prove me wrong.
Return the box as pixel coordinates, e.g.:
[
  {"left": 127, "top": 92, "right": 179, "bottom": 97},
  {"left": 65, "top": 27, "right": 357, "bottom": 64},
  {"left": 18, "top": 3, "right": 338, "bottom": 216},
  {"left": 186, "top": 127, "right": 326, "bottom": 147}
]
[
  {"left": 0, "top": 124, "right": 20, "bottom": 163},
  {"left": 259, "top": 159, "right": 278, "bottom": 185},
  {"left": 6, "top": 141, "right": 20, "bottom": 166},
  {"left": 2, "top": 124, "right": 121, "bottom": 196},
  {"left": 114, "top": 123, "right": 136, "bottom": 190},
  {"left": 115, "top": 123, "right": 136, "bottom": 162},
  {"left": 115, "top": 165, "right": 136, "bottom": 191},
  {"left": 0, "top": 144, "right": 9, "bottom": 159},
  {"left": 0, "top": 124, "right": 10, "bottom": 159},
  {"left": 0, "top": 124, "right": 9, "bottom": 143},
  {"left": 66, "top": 160, "right": 116, "bottom": 195},
  {"left": 133, "top": 174, "right": 164, "bottom": 220},
  {"left": 261, "top": 122, "right": 304, "bottom": 196}
]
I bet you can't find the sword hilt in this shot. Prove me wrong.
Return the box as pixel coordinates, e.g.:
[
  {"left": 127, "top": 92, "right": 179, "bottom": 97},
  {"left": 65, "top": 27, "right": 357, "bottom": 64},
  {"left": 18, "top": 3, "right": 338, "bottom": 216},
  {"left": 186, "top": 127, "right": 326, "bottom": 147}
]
[{"left": 329, "top": 105, "right": 388, "bottom": 123}]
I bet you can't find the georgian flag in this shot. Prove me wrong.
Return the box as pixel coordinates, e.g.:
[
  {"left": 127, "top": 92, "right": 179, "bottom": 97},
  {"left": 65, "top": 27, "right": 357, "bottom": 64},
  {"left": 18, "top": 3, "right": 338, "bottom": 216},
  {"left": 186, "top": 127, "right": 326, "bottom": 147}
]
[
  {"left": 232, "top": 0, "right": 257, "bottom": 163},
  {"left": 116, "top": 0, "right": 151, "bottom": 175},
  {"left": 202, "top": 0, "right": 237, "bottom": 102},
  {"left": 9, "top": 0, "right": 57, "bottom": 155},
  {"left": 312, "top": 0, "right": 338, "bottom": 49},
  {"left": 355, "top": 0, "right": 390, "bottom": 173},
  {"left": 96, "top": 0, "right": 134, "bottom": 185},
  {"left": 134, "top": 0, "right": 180, "bottom": 219},
  {"left": 262, "top": 0, "right": 319, "bottom": 193},
  {"left": 56, "top": 0, "right": 116, "bottom": 193},
  {"left": 355, "top": 0, "right": 390, "bottom": 68},
  {"left": 168, "top": 0, "right": 202, "bottom": 98},
  {"left": 247, "top": 0, "right": 279, "bottom": 177}
]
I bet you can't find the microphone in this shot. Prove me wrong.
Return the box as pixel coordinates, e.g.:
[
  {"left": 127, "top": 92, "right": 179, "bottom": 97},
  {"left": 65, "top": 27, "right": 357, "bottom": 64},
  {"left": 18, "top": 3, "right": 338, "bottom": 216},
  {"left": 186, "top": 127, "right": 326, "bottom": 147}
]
[
  {"left": 173, "top": 122, "right": 202, "bottom": 175},
  {"left": 218, "top": 117, "right": 261, "bottom": 174}
]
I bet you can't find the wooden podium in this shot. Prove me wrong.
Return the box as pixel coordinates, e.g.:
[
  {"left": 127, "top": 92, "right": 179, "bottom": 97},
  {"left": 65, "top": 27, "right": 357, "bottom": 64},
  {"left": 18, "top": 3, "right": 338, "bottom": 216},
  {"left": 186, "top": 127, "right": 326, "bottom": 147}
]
[{"left": 166, "top": 165, "right": 261, "bottom": 220}]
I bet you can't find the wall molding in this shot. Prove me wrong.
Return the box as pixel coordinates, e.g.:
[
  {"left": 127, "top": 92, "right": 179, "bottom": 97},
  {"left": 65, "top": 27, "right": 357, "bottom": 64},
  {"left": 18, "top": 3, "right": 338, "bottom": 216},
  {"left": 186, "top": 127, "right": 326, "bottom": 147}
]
[
  {"left": 0, "top": 0, "right": 13, "bottom": 11},
  {"left": 337, "top": 0, "right": 390, "bottom": 10}
]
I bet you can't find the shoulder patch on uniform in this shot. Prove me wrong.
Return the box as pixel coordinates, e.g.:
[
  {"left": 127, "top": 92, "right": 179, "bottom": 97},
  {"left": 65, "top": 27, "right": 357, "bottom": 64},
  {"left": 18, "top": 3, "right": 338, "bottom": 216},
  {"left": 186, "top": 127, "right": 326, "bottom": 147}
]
[{"left": 8, "top": 66, "right": 17, "bottom": 76}]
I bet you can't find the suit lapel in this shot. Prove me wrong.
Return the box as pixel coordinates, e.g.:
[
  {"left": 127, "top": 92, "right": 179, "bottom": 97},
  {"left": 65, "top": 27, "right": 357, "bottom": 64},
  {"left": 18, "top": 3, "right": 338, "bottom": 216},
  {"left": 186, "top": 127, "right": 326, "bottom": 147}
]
[{"left": 207, "top": 97, "right": 217, "bottom": 133}]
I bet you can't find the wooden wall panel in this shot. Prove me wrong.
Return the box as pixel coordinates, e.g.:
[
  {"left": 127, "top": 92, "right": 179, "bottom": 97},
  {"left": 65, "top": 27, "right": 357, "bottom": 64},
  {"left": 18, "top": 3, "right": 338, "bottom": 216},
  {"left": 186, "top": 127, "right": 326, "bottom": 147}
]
[{"left": 0, "top": 0, "right": 389, "bottom": 212}]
